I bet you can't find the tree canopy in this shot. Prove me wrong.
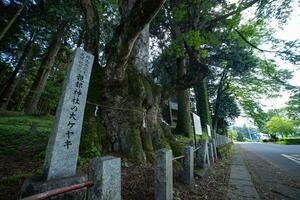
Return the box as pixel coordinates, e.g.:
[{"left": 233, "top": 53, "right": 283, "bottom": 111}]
[{"left": 1, "top": 0, "right": 299, "bottom": 161}]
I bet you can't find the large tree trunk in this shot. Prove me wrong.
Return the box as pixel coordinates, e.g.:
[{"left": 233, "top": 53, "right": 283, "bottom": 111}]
[
  {"left": 175, "top": 57, "right": 192, "bottom": 137},
  {"left": 79, "top": 0, "right": 104, "bottom": 159},
  {"left": 170, "top": 0, "right": 192, "bottom": 138},
  {"left": 101, "top": 25, "right": 152, "bottom": 162},
  {"left": 80, "top": 0, "right": 167, "bottom": 162},
  {"left": 194, "top": 78, "right": 212, "bottom": 136},
  {"left": 100, "top": 0, "right": 167, "bottom": 162},
  {"left": 212, "top": 68, "right": 228, "bottom": 135},
  {"left": 24, "top": 22, "right": 68, "bottom": 114},
  {"left": 0, "top": 33, "right": 35, "bottom": 109}
]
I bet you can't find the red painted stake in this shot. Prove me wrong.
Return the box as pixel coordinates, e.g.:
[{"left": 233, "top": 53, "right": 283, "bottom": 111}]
[{"left": 21, "top": 181, "right": 94, "bottom": 200}]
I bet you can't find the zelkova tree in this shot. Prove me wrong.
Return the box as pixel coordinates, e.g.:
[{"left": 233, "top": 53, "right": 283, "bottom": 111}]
[
  {"left": 77, "top": 0, "right": 237, "bottom": 161},
  {"left": 77, "top": 0, "right": 298, "bottom": 162},
  {"left": 0, "top": 0, "right": 294, "bottom": 162},
  {"left": 79, "top": 0, "right": 168, "bottom": 162}
]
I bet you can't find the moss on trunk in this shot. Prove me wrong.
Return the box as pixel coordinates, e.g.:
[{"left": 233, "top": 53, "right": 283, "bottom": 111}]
[
  {"left": 175, "top": 57, "right": 192, "bottom": 137},
  {"left": 194, "top": 78, "right": 212, "bottom": 138}
]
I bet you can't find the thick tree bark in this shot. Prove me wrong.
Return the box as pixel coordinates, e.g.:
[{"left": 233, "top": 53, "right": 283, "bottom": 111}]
[
  {"left": 80, "top": 0, "right": 167, "bottom": 162},
  {"left": 0, "top": 0, "right": 29, "bottom": 41},
  {"left": 194, "top": 78, "right": 212, "bottom": 137},
  {"left": 79, "top": 0, "right": 104, "bottom": 158},
  {"left": 104, "top": 0, "right": 166, "bottom": 82},
  {"left": 99, "top": 0, "right": 167, "bottom": 162},
  {"left": 170, "top": 0, "right": 192, "bottom": 138},
  {"left": 0, "top": 39, "right": 34, "bottom": 110},
  {"left": 212, "top": 68, "right": 228, "bottom": 135},
  {"left": 100, "top": 26, "right": 152, "bottom": 162},
  {"left": 24, "top": 22, "right": 68, "bottom": 114},
  {"left": 175, "top": 57, "right": 192, "bottom": 137}
]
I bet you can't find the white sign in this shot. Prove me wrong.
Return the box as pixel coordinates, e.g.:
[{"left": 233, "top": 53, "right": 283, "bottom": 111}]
[
  {"left": 192, "top": 112, "right": 202, "bottom": 135},
  {"left": 207, "top": 124, "right": 211, "bottom": 137}
]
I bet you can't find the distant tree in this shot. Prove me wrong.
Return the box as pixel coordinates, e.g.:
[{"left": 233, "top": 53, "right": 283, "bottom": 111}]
[
  {"left": 237, "top": 132, "right": 245, "bottom": 142},
  {"left": 265, "top": 116, "right": 296, "bottom": 137},
  {"left": 228, "top": 129, "right": 237, "bottom": 141},
  {"left": 286, "top": 90, "right": 300, "bottom": 124}
]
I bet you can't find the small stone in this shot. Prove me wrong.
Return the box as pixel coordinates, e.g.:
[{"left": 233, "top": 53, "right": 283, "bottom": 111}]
[{"left": 29, "top": 122, "right": 38, "bottom": 135}]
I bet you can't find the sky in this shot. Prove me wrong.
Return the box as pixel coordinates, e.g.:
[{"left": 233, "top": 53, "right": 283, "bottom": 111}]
[{"left": 233, "top": 2, "right": 300, "bottom": 127}]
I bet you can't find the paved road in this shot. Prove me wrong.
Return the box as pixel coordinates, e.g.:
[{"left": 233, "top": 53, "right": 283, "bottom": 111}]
[
  {"left": 238, "top": 142, "right": 300, "bottom": 177},
  {"left": 237, "top": 142, "right": 300, "bottom": 199}
]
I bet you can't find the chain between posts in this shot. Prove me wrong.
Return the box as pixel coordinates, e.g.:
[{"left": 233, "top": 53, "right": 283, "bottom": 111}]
[
  {"left": 173, "top": 145, "right": 201, "bottom": 161},
  {"left": 172, "top": 155, "right": 185, "bottom": 161},
  {"left": 193, "top": 146, "right": 201, "bottom": 152}
]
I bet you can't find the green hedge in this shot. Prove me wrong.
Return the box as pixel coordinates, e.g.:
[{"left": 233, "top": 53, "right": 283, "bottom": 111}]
[{"left": 276, "top": 138, "right": 300, "bottom": 145}]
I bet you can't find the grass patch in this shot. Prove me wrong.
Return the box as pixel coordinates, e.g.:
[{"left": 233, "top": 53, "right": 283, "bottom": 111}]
[
  {"left": 218, "top": 143, "right": 234, "bottom": 158},
  {"left": 1, "top": 172, "right": 33, "bottom": 185},
  {"left": 0, "top": 115, "right": 54, "bottom": 199},
  {"left": 170, "top": 135, "right": 194, "bottom": 156}
]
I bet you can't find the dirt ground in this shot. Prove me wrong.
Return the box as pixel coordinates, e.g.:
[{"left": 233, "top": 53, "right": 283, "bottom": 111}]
[
  {"left": 121, "top": 148, "right": 233, "bottom": 200},
  {"left": 0, "top": 143, "right": 233, "bottom": 200}
]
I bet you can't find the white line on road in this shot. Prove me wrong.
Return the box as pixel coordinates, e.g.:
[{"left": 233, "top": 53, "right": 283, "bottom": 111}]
[{"left": 281, "top": 154, "right": 300, "bottom": 164}]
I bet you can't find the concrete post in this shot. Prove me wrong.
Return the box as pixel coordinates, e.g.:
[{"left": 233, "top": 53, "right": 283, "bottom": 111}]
[
  {"left": 208, "top": 141, "right": 215, "bottom": 163},
  {"left": 195, "top": 139, "right": 210, "bottom": 168},
  {"left": 88, "top": 156, "right": 121, "bottom": 200},
  {"left": 155, "top": 149, "right": 173, "bottom": 200},
  {"left": 213, "top": 139, "right": 218, "bottom": 160},
  {"left": 181, "top": 146, "right": 194, "bottom": 187}
]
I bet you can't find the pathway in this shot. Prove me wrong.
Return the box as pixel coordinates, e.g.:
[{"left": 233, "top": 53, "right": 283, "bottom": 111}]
[{"left": 227, "top": 145, "right": 260, "bottom": 199}]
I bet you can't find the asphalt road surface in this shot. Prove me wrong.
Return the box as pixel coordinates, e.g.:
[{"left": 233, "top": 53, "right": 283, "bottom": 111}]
[
  {"left": 238, "top": 142, "right": 300, "bottom": 177},
  {"left": 237, "top": 142, "right": 300, "bottom": 199}
]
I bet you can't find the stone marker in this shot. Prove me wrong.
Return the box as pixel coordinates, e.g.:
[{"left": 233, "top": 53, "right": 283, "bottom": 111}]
[
  {"left": 29, "top": 122, "right": 38, "bottom": 135},
  {"left": 155, "top": 149, "right": 173, "bottom": 200},
  {"left": 43, "top": 48, "right": 94, "bottom": 180},
  {"left": 195, "top": 139, "right": 210, "bottom": 168},
  {"left": 88, "top": 156, "right": 121, "bottom": 200},
  {"left": 181, "top": 146, "right": 194, "bottom": 187}
]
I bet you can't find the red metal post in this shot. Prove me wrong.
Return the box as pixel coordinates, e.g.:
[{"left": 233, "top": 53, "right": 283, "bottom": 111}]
[{"left": 21, "top": 181, "right": 94, "bottom": 200}]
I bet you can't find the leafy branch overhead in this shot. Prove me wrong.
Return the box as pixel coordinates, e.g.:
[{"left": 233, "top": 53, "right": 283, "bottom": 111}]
[{"left": 0, "top": 0, "right": 299, "bottom": 161}]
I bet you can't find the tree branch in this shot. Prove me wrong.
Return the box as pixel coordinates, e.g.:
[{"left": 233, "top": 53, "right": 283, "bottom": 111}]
[
  {"left": 202, "top": 0, "right": 259, "bottom": 30},
  {"left": 161, "top": 40, "right": 209, "bottom": 100},
  {"left": 235, "top": 29, "right": 293, "bottom": 55},
  {"left": 104, "top": 0, "right": 166, "bottom": 81}
]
